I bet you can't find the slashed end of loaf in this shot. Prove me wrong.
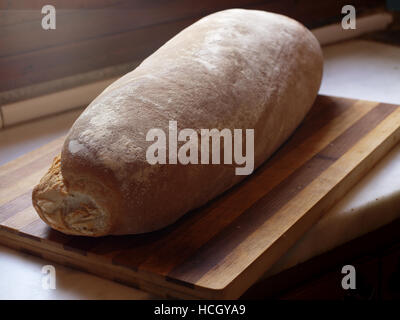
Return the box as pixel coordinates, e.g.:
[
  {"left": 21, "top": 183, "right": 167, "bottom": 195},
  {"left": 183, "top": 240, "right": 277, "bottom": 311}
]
[{"left": 32, "top": 154, "right": 110, "bottom": 236}]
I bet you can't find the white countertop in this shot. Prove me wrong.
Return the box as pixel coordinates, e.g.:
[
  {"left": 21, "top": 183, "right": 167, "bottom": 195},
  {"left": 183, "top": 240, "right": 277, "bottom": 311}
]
[{"left": 0, "top": 40, "right": 399, "bottom": 299}]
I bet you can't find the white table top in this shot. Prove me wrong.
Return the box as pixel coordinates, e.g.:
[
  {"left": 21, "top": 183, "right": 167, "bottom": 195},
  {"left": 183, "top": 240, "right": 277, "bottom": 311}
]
[{"left": 1, "top": 40, "right": 399, "bottom": 299}]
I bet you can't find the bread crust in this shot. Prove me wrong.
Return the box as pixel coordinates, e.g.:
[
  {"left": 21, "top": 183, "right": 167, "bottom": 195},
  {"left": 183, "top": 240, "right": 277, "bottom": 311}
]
[
  {"left": 32, "top": 9, "right": 323, "bottom": 236},
  {"left": 32, "top": 154, "right": 117, "bottom": 236}
]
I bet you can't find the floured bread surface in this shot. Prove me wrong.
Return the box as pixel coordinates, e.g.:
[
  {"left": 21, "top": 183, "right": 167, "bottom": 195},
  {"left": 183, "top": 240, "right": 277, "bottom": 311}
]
[{"left": 32, "top": 9, "right": 323, "bottom": 236}]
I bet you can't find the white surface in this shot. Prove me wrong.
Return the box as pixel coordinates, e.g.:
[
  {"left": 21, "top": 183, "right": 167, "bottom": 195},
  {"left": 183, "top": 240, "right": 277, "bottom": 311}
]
[
  {"left": 319, "top": 40, "right": 400, "bottom": 104},
  {"left": 0, "top": 246, "right": 155, "bottom": 299},
  {"left": 0, "top": 40, "right": 399, "bottom": 299}
]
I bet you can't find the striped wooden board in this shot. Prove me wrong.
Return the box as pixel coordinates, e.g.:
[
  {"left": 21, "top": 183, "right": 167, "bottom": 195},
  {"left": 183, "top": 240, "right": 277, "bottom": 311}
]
[{"left": 0, "top": 95, "right": 399, "bottom": 299}]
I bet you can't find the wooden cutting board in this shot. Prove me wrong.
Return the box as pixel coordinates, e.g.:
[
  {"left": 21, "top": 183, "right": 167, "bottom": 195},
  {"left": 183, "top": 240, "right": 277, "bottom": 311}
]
[{"left": 1, "top": 95, "right": 399, "bottom": 299}]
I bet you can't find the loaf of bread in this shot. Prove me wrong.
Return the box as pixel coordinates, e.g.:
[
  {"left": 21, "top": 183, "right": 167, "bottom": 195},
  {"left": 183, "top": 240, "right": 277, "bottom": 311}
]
[{"left": 32, "top": 9, "right": 323, "bottom": 236}]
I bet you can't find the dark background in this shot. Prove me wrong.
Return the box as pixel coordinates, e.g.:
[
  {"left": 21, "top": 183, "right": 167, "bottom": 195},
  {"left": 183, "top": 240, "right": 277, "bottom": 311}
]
[{"left": 0, "top": 0, "right": 386, "bottom": 96}]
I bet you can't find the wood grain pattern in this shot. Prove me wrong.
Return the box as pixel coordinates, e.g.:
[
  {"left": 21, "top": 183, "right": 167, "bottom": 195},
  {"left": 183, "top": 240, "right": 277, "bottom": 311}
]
[{"left": 0, "top": 96, "right": 399, "bottom": 299}]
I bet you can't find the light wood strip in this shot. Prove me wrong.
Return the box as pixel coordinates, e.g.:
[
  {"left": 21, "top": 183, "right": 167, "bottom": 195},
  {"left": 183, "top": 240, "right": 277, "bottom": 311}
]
[
  {"left": 2, "top": 205, "right": 39, "bottom": 230},
  {"left": 0, "top": 173, "right": 42, "bottom": 206},
  {"left": 0, "top": 191, "right": 32, "bottom": 223},
  {"left": 0, "top": 135, "right": 63, "bottom": 177},
  {"left": 0, "top": 139, "right": 62, "bottom": 205}
]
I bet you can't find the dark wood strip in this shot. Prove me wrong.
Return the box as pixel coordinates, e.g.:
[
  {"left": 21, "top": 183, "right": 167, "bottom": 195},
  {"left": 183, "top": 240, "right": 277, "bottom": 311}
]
[
  {"left": 35, "top": 224, "right": 72, "bottom": 244},
  {"left": 110, "top": 225, "right": 191, "bottom": 272},
  {"left": 18, "top": 248, "right": 45, "bottom": 260},
  {"left": 167, "top": 103, "right": 397, "bottom": 283},
  {"left": 17, "top": 212, "right": 103, "bottom": 248},
  {"left": 61, "top": 236, "right": 102, "bottom": 254},
  {"left": 16, "top": 229, "right": 41, "bottom": 242},
  {"left": 0, "top": 190, "right": 32, "bottom": 223},
  {"left": 265, "top": 95, "right": 355, "bottom": 165},
  {"left": 112, "top": 277, "right": 141, "bottom": 291},
  {"left": 18, "top": 218, "right": 83, "bottom": 247},
  {"left": 63, "top": 242, "right": 88, "bottom": 256},
  {"left": 165, "top": 276, "right": 195, "bottom": 289}
]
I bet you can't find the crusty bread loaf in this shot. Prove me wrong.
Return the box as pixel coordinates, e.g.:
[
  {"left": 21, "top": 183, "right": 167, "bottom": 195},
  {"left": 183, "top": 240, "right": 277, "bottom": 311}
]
[{"left": 32, "top": 9, "right": 323, "bottom": 236}]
